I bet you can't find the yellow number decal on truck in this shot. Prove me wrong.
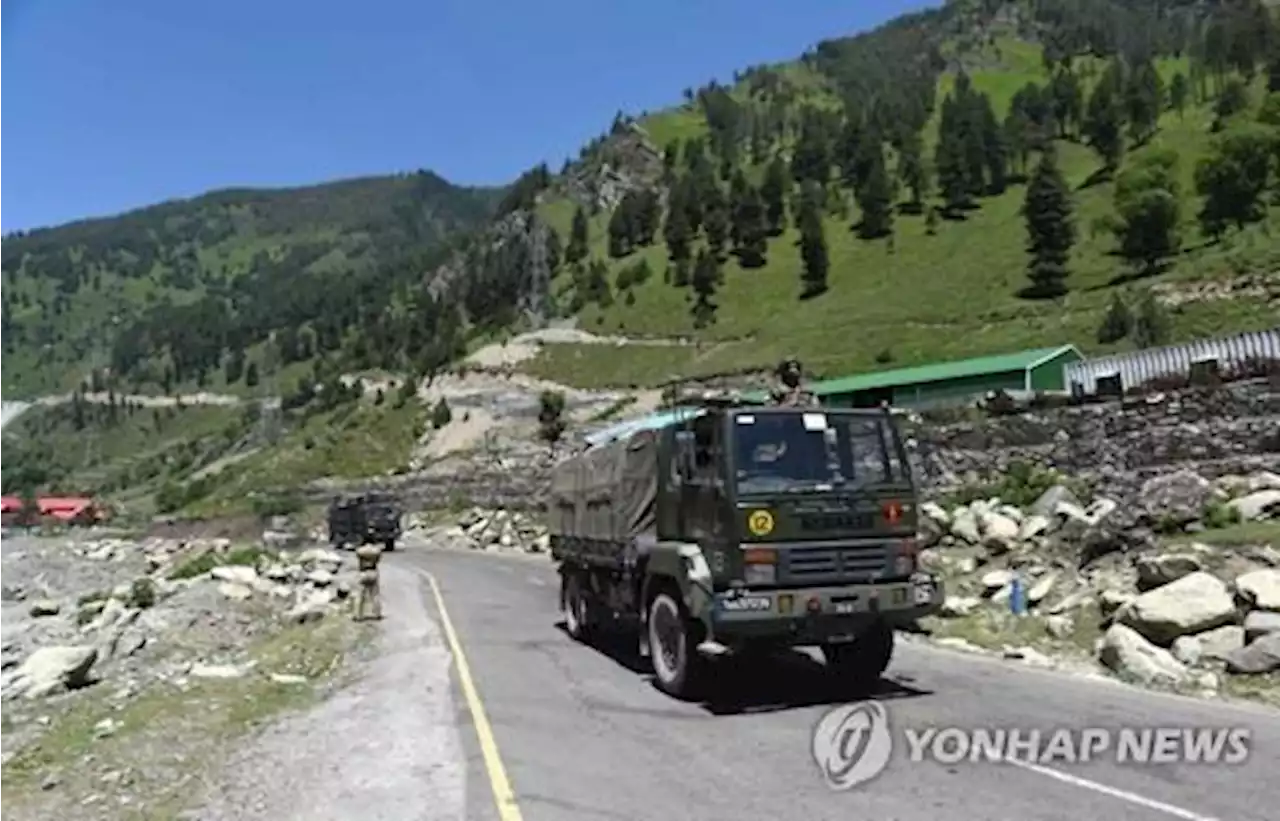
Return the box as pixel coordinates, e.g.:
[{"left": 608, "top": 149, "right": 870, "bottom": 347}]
[{"left": 747, "top": 509, "right": 775, "bottom": 536}]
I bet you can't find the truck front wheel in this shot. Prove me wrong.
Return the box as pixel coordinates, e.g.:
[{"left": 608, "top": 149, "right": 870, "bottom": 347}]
[
  {"left": 823, "top": 620, "right": 895, "bottom": 693},
  {"left": 647, "top": 591, "right": 703, "bottom": 700}
]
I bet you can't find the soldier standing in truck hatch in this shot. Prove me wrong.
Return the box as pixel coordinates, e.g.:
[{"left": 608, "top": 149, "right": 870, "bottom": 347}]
[
  {"left": 353, "top": 542, "right": 383, "bottom": 620},
  {"left": 769, "top": 357, "right": 819, "bottom": 407}
]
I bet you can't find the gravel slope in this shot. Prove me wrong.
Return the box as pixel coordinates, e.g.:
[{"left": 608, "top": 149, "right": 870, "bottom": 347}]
[{"left": 191, "top": 563, "right": 468, "bottom": 821}]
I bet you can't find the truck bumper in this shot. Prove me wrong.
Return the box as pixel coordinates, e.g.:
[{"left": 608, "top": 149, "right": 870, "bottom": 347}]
[{"left": 706, "top": 573, "right": 943, "bottom": 645}]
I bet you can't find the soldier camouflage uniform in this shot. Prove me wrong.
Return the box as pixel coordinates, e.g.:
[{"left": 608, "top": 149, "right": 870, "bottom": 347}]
[
  {"left": 354, "top": 543, "right": 384, "bottom": 620},
  {"left": 768, "top": 357, "right": 819, "bottom": 407}
]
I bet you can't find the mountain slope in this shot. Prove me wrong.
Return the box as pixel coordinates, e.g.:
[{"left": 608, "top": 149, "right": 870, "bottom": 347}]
[
  {"left": 501, "top": 0, "right": 1280, "bottom": 387},
  {"left": 1, "top": 172, "right": 504, "bottom": 398},
  {"left": 6, "top": 0, "right": 1280, "bottom": 404}
]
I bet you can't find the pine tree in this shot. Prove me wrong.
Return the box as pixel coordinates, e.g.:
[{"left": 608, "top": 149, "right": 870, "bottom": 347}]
[
  {"left": 1048, "top": 68, "right": 1084, "bottom": 138},
  {"left": 978, "top": 97, "right": 1008, "bottom": 195},
  {"left": 796, "top": 182, "right": 829, "bottom": 299},
  {"left": 897, "top": 130, "right": 928, "bottom": 213},
  {"left": 730, "top": 172, "right": 769, "bottom": 268},
  {"left": 703, "top": 182, "right": 731, "bottom": 262},
  {"left": 690, "top": 249, "right": 719, "bottom": 327},
  {"left": 1169, "top": 73, "right": 1190, "bottom": 118},
  {"left": 760, "top": 156, "right": 790, "bottom": 236},
  {"left": 634, "top": 190, "right": 661, "bottom": 246},
  {"left": 935, "top": 95, "right": 971, "bottom": 215},
  {"left": 956, "top": 78, "right": 989, "bottom": 198},
  {"left": 856, "top": 143, "right": 894, "bottom": 239},
  {"left": 1125, "top": 58, "right": 1164, "bottom": 145},
  {"left": 1096, "top": 293, "right": 1133, "bottom": 344},
  {"left": 1132, "top": 290, "right": 1171, "bottom": 349},
  {"left": 1269, "top": 42, "right": 1280, "bottom": 92},
  {"left": 791, "top": 109, "right": 832, "bottom": 186},
  {"left": 1022, "top": 144, "right": 1075, "bottom": 299},
  {"left": 1084, "top": 62, "right": 1126, "bottom": 171},
  {"left": 663, "top": 180, "right": 693, "bottom": 263},
  {"left": 566, "top": 206, "right": 590, "bottom": 265},
  {"left": 607, "top": 195, "right": 634, "bottom": 258}
]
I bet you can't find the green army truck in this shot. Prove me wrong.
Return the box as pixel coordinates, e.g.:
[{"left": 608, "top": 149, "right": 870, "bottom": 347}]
[
  {"left": 327, "top": 492, "right": 403, "bottom": 551},
  {"left": 548, "top": 399, "right": 944, "bottom": 699}
]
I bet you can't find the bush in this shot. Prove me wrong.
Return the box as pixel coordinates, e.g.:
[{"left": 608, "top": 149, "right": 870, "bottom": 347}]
[
  {"left": 538, "top": 390, "right": 567, "bottom": 445},
  {"left": 431, "top": 398, "right": 453, "bottom": 429},
  {"left": 127, "top": 578, "right": 158, "bottom": 609},
  {"left": 1202, "top": 501, "right": 1242, "bottom": 530},
  {"left": 946, "top": 460, "right": 1086, "bottom": 509},
  {"left": 168, "top": 545, "right": 266, "bottom": 580},
  {"left": 250, "top": 491, "right": 303, "bottom": 518}
]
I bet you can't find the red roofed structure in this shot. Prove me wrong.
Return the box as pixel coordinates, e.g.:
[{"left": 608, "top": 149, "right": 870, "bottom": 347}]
[{"left": 0, "top": 496, "right": 104, "bottom": 525}]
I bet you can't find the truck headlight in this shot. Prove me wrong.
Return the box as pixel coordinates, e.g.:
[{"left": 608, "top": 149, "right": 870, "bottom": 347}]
[
  {"left": 745, "top": 563, "right": 775, "bottom": 585},
  {"left": 893, "top": 539, "right": 918, "bottom": 577}
]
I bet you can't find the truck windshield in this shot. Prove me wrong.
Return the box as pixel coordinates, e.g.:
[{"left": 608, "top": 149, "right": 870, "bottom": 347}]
[{"left": 732, "top": 411, "right": 904, "bottom": 494}]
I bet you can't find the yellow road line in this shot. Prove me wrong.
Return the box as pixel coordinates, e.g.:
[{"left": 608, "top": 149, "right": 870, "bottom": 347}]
[{"left": 421, "top": 570, "right": 525, "bottom": 821}]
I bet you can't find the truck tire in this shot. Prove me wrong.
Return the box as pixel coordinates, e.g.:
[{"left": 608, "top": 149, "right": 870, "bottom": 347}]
[
  {"left": 647, "top": 591, "right": 703, "bottom": 700},
  {"left": 823, "top": 620, "right": 895, "bottom": 693},
  {"left": 563, "top": 573, "right": 593, "bottom": 642},
  {"left": 383, "top": 539, "right": 396, "bottom": 552}
]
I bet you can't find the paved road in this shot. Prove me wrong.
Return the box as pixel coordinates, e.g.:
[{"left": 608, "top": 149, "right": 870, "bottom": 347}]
[{"left": 399, "top": 546, "right": 1280, "bottom": 821}]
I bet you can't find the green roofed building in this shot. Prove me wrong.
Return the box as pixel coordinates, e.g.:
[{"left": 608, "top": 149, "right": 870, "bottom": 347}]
[{"left": 745, "top": 345, "right": 1084, "bottom": 409}]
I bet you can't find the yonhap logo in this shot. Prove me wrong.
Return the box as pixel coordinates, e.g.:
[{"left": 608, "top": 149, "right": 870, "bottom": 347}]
[
  {"left": 810, "top": 702, "right": 1254, "bottom": 791},
  {"left": 810, "top": 702, "right": 894, "bottom": 790}
]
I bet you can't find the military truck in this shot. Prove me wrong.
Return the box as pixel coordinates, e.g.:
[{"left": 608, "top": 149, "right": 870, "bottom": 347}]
[
  {"left": 327, "top": 492, "right": 403, "bottom": 551},
  {"left": 548, "top": 398, "right": 943, "bottom": 699}
]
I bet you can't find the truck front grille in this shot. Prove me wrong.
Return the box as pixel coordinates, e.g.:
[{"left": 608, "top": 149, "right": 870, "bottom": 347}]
[
  {"left": 781, "top": 546, "right": 890, "bottom": 584},
  {"left": 798, "top": 511, "right": 874, "bottom": 532}
]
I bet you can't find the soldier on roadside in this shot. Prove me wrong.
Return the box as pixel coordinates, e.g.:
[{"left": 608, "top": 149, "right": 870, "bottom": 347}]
[
  {"left": 769, "top": 357, "right": 819, "bottom": 407},
  {"left": 353, "top": 542, "right": 384, "bottom": 620}
]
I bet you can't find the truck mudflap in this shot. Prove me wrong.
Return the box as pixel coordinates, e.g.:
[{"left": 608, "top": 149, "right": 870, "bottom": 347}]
[{"left": 706, "top": 572, "right": 944, "bottom": 642}]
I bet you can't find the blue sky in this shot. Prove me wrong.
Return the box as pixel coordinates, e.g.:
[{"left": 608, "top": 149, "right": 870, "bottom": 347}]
[{"left": 3, "top": 0, "right": 935, "bottom": 232}]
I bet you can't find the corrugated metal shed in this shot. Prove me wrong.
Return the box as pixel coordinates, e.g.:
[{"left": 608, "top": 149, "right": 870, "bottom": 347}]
[{"left": 1063, "top": 328, "right": 1280, "bottom": 393}]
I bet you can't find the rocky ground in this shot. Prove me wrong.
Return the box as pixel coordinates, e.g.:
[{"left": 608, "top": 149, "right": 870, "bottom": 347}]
[
  {"left": 0, "top": 526, "right": 373, "bottom": 820},
  {"left": 412, "top": 468, "right": 1280, "bottom": 705},
  {"left": 916, "top": 469, "right": 1280, "bottom": 701}
]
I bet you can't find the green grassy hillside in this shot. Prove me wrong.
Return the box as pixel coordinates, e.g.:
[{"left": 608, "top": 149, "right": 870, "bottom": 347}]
[
  {"left": 7, "top": 0, "right": 1280, "bottom": 516},
  {"left": 2, "top": 172, "right": 504, "bottom": 398},
  {"left": 1, "top": 388, "right": 425, "bottom": 520},
  {"left": 519, "top": 1, "right": 1280, "bottom": 388},
  {"left": 1, "top": 399, "right": 249, "bottom": 514}
]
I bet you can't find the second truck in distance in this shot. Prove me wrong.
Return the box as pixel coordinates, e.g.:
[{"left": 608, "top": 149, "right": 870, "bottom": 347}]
[
  {"left": 327, "top": 492, "right": 403, "bottom": 552},
  {"left": 549, "top": 396, "right": 944, "bottom": 699}
]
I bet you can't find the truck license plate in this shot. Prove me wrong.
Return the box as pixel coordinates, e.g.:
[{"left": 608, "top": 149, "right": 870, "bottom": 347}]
[
  {"left": 834, "top": 601, "right": 856, "bottom": 614},
  {"left": 913, "top": 582, "right": 934, "bottom": 605},
  {"left": 721, "top": 596, "right": 771, "bottom": 612}
]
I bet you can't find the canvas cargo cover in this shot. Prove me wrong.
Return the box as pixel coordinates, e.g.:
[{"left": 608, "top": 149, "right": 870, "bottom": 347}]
[{"left": 548, "top": 428, "right": 659, "bottom": 542}]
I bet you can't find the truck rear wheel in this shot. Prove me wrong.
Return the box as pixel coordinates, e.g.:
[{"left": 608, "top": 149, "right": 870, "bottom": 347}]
[
  {"left": 563, "top": 573, "right": 593, "bottom": 642},
  {"left": 647, "top": 591, "right": 703, "bottom": 700},
  {"left": 823, "top": 620, "right": 895, "bottom": 693},
  {"left": 383, "top": 539, "right": 396, "bottom": 552}
]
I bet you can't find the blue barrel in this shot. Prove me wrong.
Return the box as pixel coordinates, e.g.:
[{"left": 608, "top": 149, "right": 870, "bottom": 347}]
[{"left": 1009, "top": 575, "right": 1027, "bottom": 616}]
